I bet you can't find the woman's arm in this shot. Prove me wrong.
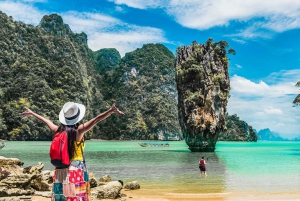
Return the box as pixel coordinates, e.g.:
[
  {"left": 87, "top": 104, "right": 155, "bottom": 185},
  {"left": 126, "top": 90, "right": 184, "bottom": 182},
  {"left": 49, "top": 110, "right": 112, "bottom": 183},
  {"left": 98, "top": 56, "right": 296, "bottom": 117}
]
[
  {"left": 21, "top": 107, "right": 58, "bottom": 132},
  {"left": 76, "top": 103, "right": 124, "bottom": 141}
]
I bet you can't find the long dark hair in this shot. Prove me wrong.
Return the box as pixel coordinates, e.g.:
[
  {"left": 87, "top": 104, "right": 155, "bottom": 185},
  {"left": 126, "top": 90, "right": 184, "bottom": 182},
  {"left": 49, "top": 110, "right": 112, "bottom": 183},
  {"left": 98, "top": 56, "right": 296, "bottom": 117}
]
[{"left": 55, "top": 123, "right": 84, "bottom": 160}]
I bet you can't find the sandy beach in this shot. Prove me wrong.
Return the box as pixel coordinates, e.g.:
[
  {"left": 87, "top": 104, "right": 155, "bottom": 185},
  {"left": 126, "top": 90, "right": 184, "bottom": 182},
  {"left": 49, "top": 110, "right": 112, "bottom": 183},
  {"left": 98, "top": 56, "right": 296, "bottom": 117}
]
[{"left": 31, "top": 189, "right": 300, "bottom": 201}]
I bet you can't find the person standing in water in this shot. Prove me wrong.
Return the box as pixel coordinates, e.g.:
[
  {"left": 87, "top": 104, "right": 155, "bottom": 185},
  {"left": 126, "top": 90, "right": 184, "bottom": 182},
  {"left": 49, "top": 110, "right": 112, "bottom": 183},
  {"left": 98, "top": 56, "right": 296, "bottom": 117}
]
[
  {"left": 199, "top": 156, "right": 207, "bottom": 176},
  {"left": 21, "top": 102, "right": 124, "bottom": 201}
]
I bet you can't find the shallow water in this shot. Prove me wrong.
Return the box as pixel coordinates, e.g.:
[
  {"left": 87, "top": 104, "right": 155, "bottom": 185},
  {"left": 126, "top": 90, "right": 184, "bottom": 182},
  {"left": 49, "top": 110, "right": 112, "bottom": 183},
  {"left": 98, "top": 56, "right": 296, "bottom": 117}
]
[{"left": 1, "top": 140, "right": 299, "bottom": 195}]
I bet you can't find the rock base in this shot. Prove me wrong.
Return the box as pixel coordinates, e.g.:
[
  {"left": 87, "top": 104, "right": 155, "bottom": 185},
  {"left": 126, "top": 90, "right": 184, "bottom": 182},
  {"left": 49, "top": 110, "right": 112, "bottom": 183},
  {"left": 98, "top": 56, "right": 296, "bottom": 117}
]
[{"left": 188, "top": 147, "right": 215, "bottom": 152}]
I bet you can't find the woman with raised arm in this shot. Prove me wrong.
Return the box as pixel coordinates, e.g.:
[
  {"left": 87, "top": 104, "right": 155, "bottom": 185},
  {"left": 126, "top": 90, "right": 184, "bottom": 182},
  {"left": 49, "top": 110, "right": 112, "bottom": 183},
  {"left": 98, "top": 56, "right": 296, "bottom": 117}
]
[{"left": 21, "top": 102, "right": 124, "bottom": 201}]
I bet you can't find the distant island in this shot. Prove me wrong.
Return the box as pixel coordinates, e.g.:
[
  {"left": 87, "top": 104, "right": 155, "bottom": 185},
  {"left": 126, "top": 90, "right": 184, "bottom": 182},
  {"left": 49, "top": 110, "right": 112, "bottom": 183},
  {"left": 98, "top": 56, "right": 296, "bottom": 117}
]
[{"left": 257, "top": 128, "right": 299, "bottom": 141}]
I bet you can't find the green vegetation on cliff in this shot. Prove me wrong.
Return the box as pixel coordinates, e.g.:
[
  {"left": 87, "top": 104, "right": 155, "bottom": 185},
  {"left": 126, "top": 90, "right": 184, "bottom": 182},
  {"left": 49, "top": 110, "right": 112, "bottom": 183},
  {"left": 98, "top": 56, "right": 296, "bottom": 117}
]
[
  {"left": 0, "top": 12, "right": 104, "bottom": 140},
  {"left": 218, "top": 114, "right": 258, "bottom": 142},
  {"left": 0, "top": 12, "right": 180, "bottom": 140},
  {"left": 293, "top": 81, "right": 300, "bottom": 106},
  {"left": 97, "top": 44, "right": 181, "bottom": 140},
  {"left": 89, "top": 48, "right": 121, "bottom": 102},
  {"left": 90, "top": 48, "right": 121, "bottom": 74}
]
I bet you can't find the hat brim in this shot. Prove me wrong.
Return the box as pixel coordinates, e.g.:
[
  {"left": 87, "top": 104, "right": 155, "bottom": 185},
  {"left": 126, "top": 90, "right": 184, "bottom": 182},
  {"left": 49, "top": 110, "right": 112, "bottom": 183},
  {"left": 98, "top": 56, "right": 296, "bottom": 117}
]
[{"left": 59, "top": 103, "right": 86, "bottom": 125}]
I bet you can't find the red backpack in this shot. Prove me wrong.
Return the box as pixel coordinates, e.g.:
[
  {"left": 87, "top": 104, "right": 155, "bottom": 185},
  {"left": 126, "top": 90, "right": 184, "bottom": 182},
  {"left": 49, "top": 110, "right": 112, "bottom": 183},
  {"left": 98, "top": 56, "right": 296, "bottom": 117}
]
[{"left": 49, "top": 131, "right": 70, "bottom": 168}]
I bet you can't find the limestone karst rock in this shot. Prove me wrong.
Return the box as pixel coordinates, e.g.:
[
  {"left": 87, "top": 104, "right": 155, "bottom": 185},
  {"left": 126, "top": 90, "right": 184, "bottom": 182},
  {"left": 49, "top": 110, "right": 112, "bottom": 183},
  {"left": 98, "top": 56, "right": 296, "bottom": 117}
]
[
  {"left": 218, "top": 114, "right": 258, "bottom": 142},
  {"left": 0, "top": 10, "right": 180, "bottom": 141},
  {"left": 100, "top": 43, "right": 181, "bottom": 140},
  {"left": 0, "top": 11, "right": 102, "bottom": 140},
  {"left": 175, "top": 39, "right": 233, "bottom": 152}
]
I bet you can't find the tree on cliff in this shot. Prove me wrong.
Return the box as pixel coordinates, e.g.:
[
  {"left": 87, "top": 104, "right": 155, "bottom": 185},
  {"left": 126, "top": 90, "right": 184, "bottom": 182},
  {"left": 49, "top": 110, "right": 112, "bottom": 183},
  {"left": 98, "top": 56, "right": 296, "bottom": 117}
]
[
  {"left": 293, "top": 81, "right": 300, "bottom": 106},
  {"left": 218, "top": 113, "right": 258, "bottom": 142}
]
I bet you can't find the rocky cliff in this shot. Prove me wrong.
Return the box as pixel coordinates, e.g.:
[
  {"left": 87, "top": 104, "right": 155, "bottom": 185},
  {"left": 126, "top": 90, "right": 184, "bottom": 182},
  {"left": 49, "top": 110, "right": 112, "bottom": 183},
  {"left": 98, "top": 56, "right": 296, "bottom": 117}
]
[
  {"left": 98, "top": 44, "right": 181, "bottom": 140},
  {"left": 218, "top": 114, "right": 258, "bottom": 141},
  {"left": 0, "top": 11, "right": 181, "bottom": 140},
  {"left": 175, "top": 39, "right": 234, "bottom": 151},
  {"left": 0, "top": 12, "right": 103, "bottom": 140}
]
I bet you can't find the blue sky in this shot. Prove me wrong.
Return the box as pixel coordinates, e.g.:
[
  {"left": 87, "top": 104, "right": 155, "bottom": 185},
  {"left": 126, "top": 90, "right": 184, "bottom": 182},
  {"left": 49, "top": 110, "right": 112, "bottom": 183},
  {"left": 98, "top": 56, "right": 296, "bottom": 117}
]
[{"left": 1, "top": 0, "right": 300, "bottom": 138}]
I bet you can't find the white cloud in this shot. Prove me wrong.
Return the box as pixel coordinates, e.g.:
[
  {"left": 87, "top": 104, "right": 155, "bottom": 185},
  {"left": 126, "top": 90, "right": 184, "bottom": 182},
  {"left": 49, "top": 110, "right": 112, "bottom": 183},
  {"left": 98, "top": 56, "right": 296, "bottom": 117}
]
[
  {"left": 254, "top": 112, "right": 265, "bottom": 116},
  {"left": 235, "top": 64, "right": 242, "bottom": 68},
  {"left": 230, "top": 75, "right": 270, "bottom": 95},
  {"left": 167, "top": 0, "right": 300, "bottom": 39},
  {"left": 108, "top": 0, "right": 167, "bottom": 9},
  {"left": 231, "top": 38, "right": 247, "bottom": 44},
  {"left": 88, "top": 27, "right": 167, "bottom": 56},
  {"left": 110, "top": 0, "right": 300, "bottom": 39},
  {"left": 264, "top": 107, "right": 282, "bottom": 115},
  {"left": 61, "top": 11, "right": 167, "bottom": 56},
  {"left": 0, "top": 1, "right": 168, "bottom": 57},
  {"left": 61, "top": 11, "right": 121, "bottom": 33},
  {"left": 225, "top": 22, "right": 274, "bottom": 39},
  {"left": 262, "top": 14, "right": 300, "bottom": 32},
  {"left": 0, "top": 1, "right": 45, "bottom": 25},
  {"left": 115, "top": 6, "right": 123, "bottom": 12},
  {"left": 266, "top": 69, "right": 300, "bottom": 84},
  {"left": 230, "top": 74, "right": 299, "bottom": 97},
  {"left": 227, "top": 70, "right": 300, "bottom": 138}
]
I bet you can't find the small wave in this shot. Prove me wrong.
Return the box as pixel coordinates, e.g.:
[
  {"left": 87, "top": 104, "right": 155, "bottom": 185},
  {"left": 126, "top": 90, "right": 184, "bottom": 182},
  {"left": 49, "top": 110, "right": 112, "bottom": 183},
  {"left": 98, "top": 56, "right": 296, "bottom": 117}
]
[{"left": 165, "top": 192, "right": 232, "bottom": 196}]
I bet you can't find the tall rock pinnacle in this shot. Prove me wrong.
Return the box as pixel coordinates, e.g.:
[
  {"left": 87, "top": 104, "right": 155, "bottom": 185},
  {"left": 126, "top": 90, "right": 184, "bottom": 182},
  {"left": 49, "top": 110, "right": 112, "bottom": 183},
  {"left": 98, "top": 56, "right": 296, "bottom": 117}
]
[{"left": 175, "top": 39, "right": 234, "bottom": 152}]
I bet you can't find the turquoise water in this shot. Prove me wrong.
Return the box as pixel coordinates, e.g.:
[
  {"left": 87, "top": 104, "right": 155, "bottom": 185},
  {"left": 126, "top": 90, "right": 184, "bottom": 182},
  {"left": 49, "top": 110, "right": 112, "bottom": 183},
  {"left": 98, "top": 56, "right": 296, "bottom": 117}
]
[{"left": 1, "top": 141, "right": 299, "bottom": 195}]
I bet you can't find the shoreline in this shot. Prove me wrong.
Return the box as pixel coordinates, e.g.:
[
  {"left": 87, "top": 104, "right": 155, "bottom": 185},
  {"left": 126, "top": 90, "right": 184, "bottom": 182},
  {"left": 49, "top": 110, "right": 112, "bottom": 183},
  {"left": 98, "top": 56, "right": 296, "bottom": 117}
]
[
  {"left": 3, "top": 141, "right": 299, "bottom": 201},
  {"left": 31, "top": 190, "right": 300, "bottom": 201}
]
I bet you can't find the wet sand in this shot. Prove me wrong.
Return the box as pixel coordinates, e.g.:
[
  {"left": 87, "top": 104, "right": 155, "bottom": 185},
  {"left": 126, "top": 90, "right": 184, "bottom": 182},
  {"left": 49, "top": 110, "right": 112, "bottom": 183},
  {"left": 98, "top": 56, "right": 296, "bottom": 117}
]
[
  {"left": 31, "top": 190, "right": 300, "bottom": 201},
  {"left": 122, "top": 190, "right": 300, "bottom": 201}
]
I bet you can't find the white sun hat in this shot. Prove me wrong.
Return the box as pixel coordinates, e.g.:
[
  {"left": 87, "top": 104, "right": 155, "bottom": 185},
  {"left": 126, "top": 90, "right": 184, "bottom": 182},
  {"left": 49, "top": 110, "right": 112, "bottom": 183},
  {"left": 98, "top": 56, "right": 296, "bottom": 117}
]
[{"left": 59, "top": 102, "right": 86, "bottom": 125}]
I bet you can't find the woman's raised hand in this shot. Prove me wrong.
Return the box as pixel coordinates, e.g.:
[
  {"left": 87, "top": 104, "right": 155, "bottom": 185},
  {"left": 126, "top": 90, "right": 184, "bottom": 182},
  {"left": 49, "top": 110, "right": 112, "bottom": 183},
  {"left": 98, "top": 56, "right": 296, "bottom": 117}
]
[
  {"left": 21, "top": 107, "right": 58, "bottom": 132},
  {"left": 111, "top": 103, "right": 124, "bottom": 116},
  {"left": 21, "top": 107, "right": 34, "bottom": 118}
]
